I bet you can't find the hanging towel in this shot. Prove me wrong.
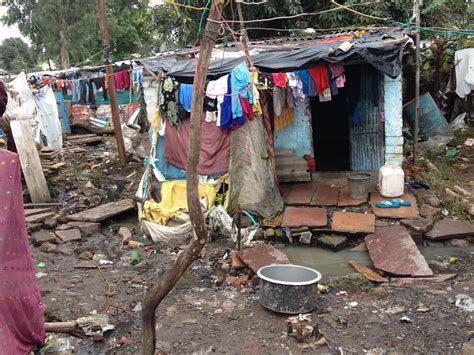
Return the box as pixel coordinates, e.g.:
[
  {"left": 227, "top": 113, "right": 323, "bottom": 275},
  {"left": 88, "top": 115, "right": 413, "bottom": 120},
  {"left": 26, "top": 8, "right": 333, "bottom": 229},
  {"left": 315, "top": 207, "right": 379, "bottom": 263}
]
[
  {"left": 231, "top": 63, "right": 253, "bottom": 119},
  {"left": 179, "top": 83, "right": 193, "bottom": 112},
  {"left": 309, "top": 65, "right": 330, "bottom": 93},
  {"left": 287, "top": 72, "right": 305, "bottom": 102},
  {"left": 455, "top": 48, "right": 474, "bottom": 98},
  {"left": 206, "top": 74, "right": 228, "bottom": 125}
]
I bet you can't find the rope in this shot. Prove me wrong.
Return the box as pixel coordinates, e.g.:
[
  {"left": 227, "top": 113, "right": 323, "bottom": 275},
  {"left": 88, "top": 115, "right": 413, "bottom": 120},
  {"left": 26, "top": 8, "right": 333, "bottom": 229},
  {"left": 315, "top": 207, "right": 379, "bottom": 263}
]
[{"left": 330, "top": 0, "right": 389, "bottom": 21}]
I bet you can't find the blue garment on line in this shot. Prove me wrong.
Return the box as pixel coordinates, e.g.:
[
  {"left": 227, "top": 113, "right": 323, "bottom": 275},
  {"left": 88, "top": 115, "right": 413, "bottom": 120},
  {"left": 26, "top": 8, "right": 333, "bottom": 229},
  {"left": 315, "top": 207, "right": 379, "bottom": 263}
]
[
  {"left": 220, "top": 74, "right": 233, "bottom": 130},
  {"left": 230, "top": 63, "right": 253, "bottom": 119},
  {"left": 296, "top": 69, "right": 317, "bottom": 97},
  {"left": 179, "top": 83, "right": 193, "bottom": 112}
]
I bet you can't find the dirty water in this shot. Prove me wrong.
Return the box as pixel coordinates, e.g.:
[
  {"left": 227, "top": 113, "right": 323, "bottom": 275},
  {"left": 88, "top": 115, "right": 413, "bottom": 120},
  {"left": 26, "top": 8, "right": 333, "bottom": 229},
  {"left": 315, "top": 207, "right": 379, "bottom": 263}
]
[{"left": 279, "top": 244, "right": 474, "bottom": 282}]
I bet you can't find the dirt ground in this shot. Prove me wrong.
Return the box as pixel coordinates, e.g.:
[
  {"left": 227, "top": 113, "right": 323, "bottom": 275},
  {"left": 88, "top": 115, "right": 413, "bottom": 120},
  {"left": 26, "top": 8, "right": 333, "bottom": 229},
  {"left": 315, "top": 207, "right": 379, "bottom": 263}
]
[{"left": 30, "top": 131, "right": 474, "bottom": 354}]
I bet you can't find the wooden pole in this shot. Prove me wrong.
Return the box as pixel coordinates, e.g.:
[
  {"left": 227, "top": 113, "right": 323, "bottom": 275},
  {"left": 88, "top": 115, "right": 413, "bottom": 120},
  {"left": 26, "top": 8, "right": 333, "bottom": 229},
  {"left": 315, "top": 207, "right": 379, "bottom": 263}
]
[
  {"left": 413, "top": 0, "right": 421, "bottom": 164},
  {"left": 141, "top": 1, "right": 223, "bottom": 354},
  {"left": 96, "top": 0, "right": 127, "bottom": 166}
]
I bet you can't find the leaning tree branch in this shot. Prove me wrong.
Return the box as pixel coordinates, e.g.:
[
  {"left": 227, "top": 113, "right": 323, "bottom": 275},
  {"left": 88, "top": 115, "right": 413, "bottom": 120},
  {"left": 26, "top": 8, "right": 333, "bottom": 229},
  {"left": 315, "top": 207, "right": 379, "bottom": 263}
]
[{"left": 142, "top": 1, "right": 223, "bottom": 354}]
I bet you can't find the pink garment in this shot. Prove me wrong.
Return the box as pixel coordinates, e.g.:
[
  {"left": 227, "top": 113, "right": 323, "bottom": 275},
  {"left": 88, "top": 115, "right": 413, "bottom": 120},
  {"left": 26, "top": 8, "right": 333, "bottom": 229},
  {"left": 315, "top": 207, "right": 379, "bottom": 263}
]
[
  {"left": 329, "top": 63, "right": 346, "bottom": 88},
  {"left": 164, "top": 116, "right": 230, "bottom": 175},
  {"left": 0, "top": 149, "right": 45, "bottom": 354},
  {"left": 272, "top": 73, "right": 287, "bottom": 88},
  {"left": 114, "top": 70, "right": 131, "bottom": 90}
]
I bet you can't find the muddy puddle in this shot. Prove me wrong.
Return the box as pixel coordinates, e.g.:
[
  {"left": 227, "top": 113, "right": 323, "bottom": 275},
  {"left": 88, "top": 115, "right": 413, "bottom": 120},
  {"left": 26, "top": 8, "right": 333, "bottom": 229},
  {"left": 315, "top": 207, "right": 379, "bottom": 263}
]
[{"left": 279, "top": 244, "right": 474, "bottom": 282}]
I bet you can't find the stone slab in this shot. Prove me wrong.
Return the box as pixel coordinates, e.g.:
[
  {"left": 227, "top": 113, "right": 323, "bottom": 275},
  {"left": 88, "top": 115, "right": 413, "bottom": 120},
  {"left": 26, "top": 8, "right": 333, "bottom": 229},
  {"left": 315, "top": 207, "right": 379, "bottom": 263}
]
[
  {"left": 237, "top": 244, "right": 290, "bottom": 273},
  {"left": 424, "top": 219, "right": 474, "bottom": 240},
  {"left": 281, "top": 207, "right": 327, "bottom": 228},
  {"left": 26, "top": 211, "right": 57, "bottom": 224},
  {"left": 67, "top": 221, "right": 101, "bottom": 237},
  {"left": 55, "top": 228, "right": 82, "bottom": 242},
  {"left": 68, "top": 198, "right": 135, "bottom": 222},
  {"left": 365, "top": 226, "right": 433, "bottom": 277},
  {"left": 318, "top": 234, "right": 348, "bottom": 251},
  {"left": 337, "top": 187, "right": 366, "bottom": 207},
  {"left": 311, "top": 184, "right": 340, "bottom": 206},
  {"left": 419, "top": 204, "right": 441, "bottom": 219},
  {"left": 31, "top": 230, "right": 59, "bottom": 246},
  {"left": 370, "top": 193, "right": 418, "bottom": 219},
  {"left": 284, "top": 183, "right": 315, "bottom": 205},
  {"left": 400, "top": 218, "right": 434, "bottom": 234},
  {"left": 331, "top": 211, "right": 375, "bottom": 234},
  {"left": 390, "top": 273, "right": 457, "bottom": 287}
]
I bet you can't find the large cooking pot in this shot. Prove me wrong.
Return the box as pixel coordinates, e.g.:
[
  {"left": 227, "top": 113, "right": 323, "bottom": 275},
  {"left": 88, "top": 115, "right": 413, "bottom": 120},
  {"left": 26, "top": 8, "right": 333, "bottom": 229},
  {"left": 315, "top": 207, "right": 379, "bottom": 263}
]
[{"left": 257, "top": 264, "right": 322, "bottom": 314}]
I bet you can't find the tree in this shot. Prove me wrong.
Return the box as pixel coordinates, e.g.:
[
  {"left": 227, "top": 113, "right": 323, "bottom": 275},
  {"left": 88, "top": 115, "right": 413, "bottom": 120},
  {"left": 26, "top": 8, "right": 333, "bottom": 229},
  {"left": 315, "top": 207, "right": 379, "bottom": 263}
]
[
  {"left": 0, "top": 38, "right": 37, "bottom": 73},
  {"left": 2, "top": 0, "right": 154, "bottom": 69}
]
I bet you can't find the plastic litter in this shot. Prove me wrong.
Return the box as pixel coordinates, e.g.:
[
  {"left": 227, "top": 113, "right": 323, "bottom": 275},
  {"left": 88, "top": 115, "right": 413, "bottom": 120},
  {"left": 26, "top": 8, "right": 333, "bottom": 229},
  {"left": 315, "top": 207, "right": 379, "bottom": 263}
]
[
  {"left": 450, "top": 113, "right": 467, "bottom": 131},
  {"left": 76, "top": 314, "right": 114, "bottom": 337},
  {"left": 37, "top": 261, "right": 46, "bottom": 268},
  {"left": 455, "top": 294, "right": 474, "bottom": 312},
  {"left": 39, "top": 335, "right": 73, "bottom": 354}
]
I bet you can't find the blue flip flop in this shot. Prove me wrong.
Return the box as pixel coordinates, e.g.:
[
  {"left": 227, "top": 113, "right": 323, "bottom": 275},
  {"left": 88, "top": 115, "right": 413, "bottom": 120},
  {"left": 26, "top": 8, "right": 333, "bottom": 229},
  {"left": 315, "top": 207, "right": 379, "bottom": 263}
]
[
  {"left": 391, "top": 199, "right": 412, "bottom": 207},
  {"left": 376, "top": 200, "right": 401, "bottom": 208}
]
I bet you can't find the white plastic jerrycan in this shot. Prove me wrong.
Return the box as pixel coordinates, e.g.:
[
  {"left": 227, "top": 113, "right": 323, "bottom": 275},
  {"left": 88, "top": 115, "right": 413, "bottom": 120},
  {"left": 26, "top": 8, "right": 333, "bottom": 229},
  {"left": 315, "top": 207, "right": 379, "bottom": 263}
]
[{"left": 378, "top": 161, "right": 404, "bottom": 198}]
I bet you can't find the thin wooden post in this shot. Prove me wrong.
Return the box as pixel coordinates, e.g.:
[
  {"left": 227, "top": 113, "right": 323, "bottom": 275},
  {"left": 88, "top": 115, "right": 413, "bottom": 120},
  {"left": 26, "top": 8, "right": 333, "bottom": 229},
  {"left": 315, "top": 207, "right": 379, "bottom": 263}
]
[
  {"left": 97, "top": 0, "right": 127, "bottom": 166},
  {"left": 141, "top": 1, "right": 223, "bottom": 354}
]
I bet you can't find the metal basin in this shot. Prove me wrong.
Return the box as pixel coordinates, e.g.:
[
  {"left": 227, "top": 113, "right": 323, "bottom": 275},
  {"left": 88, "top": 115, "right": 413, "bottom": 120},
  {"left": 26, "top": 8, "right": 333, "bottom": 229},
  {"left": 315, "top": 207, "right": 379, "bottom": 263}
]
[{"left": 257, "top": 264, "right": 322, "bottom": 314}]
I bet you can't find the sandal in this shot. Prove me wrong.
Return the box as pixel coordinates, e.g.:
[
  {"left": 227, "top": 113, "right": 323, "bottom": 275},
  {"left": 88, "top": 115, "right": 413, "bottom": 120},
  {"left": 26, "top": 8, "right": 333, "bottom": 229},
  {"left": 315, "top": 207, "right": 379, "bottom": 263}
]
[
  {"left": 376, "top": 200, "right": 401, "bottom": 208},
  {"left": 391, "top": 199, "right": 412, "bottom": 207}
]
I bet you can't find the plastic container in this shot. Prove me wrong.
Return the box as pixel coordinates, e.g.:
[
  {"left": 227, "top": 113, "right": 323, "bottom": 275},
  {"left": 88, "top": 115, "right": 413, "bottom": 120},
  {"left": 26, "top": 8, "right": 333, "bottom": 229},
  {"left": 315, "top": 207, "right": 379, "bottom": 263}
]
[
  {"left": 379, "top": 161, "right": 404, "bottom": 198},
  {"left": 257, "top": 264, "right": 321, "bottom": 314},
  {"left": 347, "top": 173, "right": 371, "bottom": 200}
]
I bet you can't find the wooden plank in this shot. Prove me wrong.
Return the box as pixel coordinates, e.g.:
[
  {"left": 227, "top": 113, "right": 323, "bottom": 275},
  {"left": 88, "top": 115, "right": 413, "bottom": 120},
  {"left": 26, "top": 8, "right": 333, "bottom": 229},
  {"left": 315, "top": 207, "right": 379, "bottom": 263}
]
[
  {"left": 24, "top": 208, "right": 54, "bottom": 217},
  {"left": 10, "top": 119, "right": 51, "bottom": 203},
  {"left": 67, "top": 134, "right": 98, "bottom": 140},
  {"left": 68, "top": 198, "right": 135, "bottom": 222},
  {"left": 25, "top": 211, "right": 57, "bottom": 223},
  {"left": 349, "top": 260, "right": 387, "bottom": 283}
]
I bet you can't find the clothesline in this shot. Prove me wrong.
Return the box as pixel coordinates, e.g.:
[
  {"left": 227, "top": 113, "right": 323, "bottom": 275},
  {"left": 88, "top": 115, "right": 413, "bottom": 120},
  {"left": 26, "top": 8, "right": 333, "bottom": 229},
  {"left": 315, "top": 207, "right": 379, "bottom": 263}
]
[{"left": 35, "top": 68, "right": 144, "bottom": 84}]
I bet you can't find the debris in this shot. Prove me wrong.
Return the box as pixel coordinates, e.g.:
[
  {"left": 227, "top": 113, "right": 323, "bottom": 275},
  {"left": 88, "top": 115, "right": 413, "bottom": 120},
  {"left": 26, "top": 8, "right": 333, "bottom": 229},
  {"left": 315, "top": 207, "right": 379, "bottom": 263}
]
[
  {"left": 76, "top": 314, "right": 114, "bottom": 337},
  {"left": 42, "top": 219, "right": 58, "bottom": 229},
  {"left": 56, "top": 244, "right": 75, "bottom": 256},
  {"left": 446, "top": 148, "right": 458, "bottom": 158},
  {"left": 74, "top": 260, "right": 99, "bottom": 269},
  {"left": 237, "top": 244, "right": 289, "bottom": 273},
  {"left": 331, "top": 211, "right": 375, "bottom": 234},
  {"left": 348, "top": 260, "right": 387, "bottom": 283},
  {"left": 385, "top": 305, "right": 406, "bottom": 315},
  {"left": 425, "top": 219, "right": 474, "bottom": 240},
  {"left": 44, "top": 322, "right": 78, "bottom": 333},
  {"left": 131, "top": 250, "right": 140, "bottom": 265},
  {"left": 347, "top": 301, "right": 359, "bottom": 308},
  {"left": 299, "top": 231, "right": 312, "bottom": 245},
  {"left": 127, "top": 240, "right": 143, "bottom": 249},
  {"left": 39, "top": 242, "right": 57, "bottom": 253},
  {"left": 35, "top": 272, "right": 48, "bottom": 279},
  {"left": 231, "top": 251, "right": 246, "bottom": 270},
  {"left": 39, "top": 334, "right": 73, "bottom": 354},
  {"left": 350, "top": 241, "right": 368, "bottom": 252},
  {"left": 390, "top": 274, "right": 457, "bottom": 286},
  {"left": 465, "top": 138, "right": 474, "bottom": 147},
  {"left": 449, "top": 256, "right": 458, "bottom": 264},
  {"left": 330, "top": 273, "right": 373, "bottom": 292},
  {"left": 453, "top": 185, "right": 473, "bottom": 197},
  {"left": 208, "top": 205, "right": 236, "bottom": 241},
  {"left": 416, "top": 304, "right": 431, "bottom": 313},
  {"left": 455, "top": 294, "right": 474, "bottom": 312},
  {"left": 36, "top": 261, "right": 46, "bottom": 268},
  {"left": 68, "top": 198, "right": 136, "bottom": 222},
  {"left": 318, "top": 234, "right": 348, "bottom": 251},
  {"left": 365, "top": 226, "right": 433, "bottom": 277},
  {"left": 317, "top": 284, "right": 329, "bottom": 293},
  {"left": 399, "top": 315, "right": 412, "bottom": 323},
  {"left": 450, "top": 239, "right": 470, "bottom": 248},
  {"left": 314, "top": 337, "right": 329, "bottom": 347}
]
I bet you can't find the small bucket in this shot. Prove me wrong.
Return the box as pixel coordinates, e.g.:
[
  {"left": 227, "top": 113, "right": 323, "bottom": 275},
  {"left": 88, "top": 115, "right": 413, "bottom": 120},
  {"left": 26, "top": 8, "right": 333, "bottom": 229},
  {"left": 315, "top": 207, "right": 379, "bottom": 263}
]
[{"left": 347, "top": 173, "right": 371, "bottom": 200}]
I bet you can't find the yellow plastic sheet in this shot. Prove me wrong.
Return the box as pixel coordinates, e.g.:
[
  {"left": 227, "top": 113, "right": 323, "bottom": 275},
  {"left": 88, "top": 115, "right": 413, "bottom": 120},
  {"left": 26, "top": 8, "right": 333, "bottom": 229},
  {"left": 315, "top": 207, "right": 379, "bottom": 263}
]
[{"left": 141, "top": 180, "right": 219, "bottom": 225}]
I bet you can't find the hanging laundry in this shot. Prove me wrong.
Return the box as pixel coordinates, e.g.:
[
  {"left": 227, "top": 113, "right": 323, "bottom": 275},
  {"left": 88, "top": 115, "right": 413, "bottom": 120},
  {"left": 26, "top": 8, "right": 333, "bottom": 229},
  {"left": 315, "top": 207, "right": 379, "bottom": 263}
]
[
  {"left": 91, "top": 76, "right": 108, "bottom": 100},
  {"left": 318, "top": 88, "right": 332, "bottom": 102},
  {"left": 159, "top": 76, "right": 180, "bottom": 126},
  {"left": 272, "top": 87, "right": 286, "bottom": 117},
  {"left": 114, "top": 70, "right": 131, "bottom": 90},
  {"left": 132, "top": 67, "right": 144, "bottom": 85},
  {"left": 309, "top": 65, "right": 330, "bottom": 93},
  {"left": 220, "top": 74, "right": 233, "bottom": 131},
  {"left": 71, "top": 79, "right": 81, "bottom": 103},
  {"left": 239, "top": 96, "right": 255, "bottom": 121},
  {"left": 353, "top": 107, "right": 362, "bottom": 127},
  {"left": 231, "top": 62, "right": 253, "bottom": 119},
  {"left": 272, "top": 73, "right": 287, "bottom": 88},
  {"left": 79, "top": 79, "right": 96, "bottom": 105},
  {"left": 206, "top": 74, "right": 228, "bottom": 125},
  {"left": 455, "top": 48, "right": 474, "bottom": 98},
  {"left": 329, "top": 62, "right": 346, "bottom": 88},
  {"left": 287, "top": 72, "right": 305, "bottom": 102},
  {"left": 164, "top": 116, "right": 230, "bottom": 175},
  {"left": 179, "top": 83, "right": 193, "bottom": 112},
  {"left": 251, "top": 72, "right": 262, "bottom": 117},
  {"left": 256, "top": 72, "right": 275, "bottom": 89}
]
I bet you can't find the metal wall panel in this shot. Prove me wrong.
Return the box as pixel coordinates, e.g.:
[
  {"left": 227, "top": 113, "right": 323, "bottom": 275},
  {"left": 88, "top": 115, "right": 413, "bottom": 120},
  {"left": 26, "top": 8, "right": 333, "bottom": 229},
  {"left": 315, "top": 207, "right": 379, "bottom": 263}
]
[{"left": 350, "top": 65, "right": 383, "bottom": 170}]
